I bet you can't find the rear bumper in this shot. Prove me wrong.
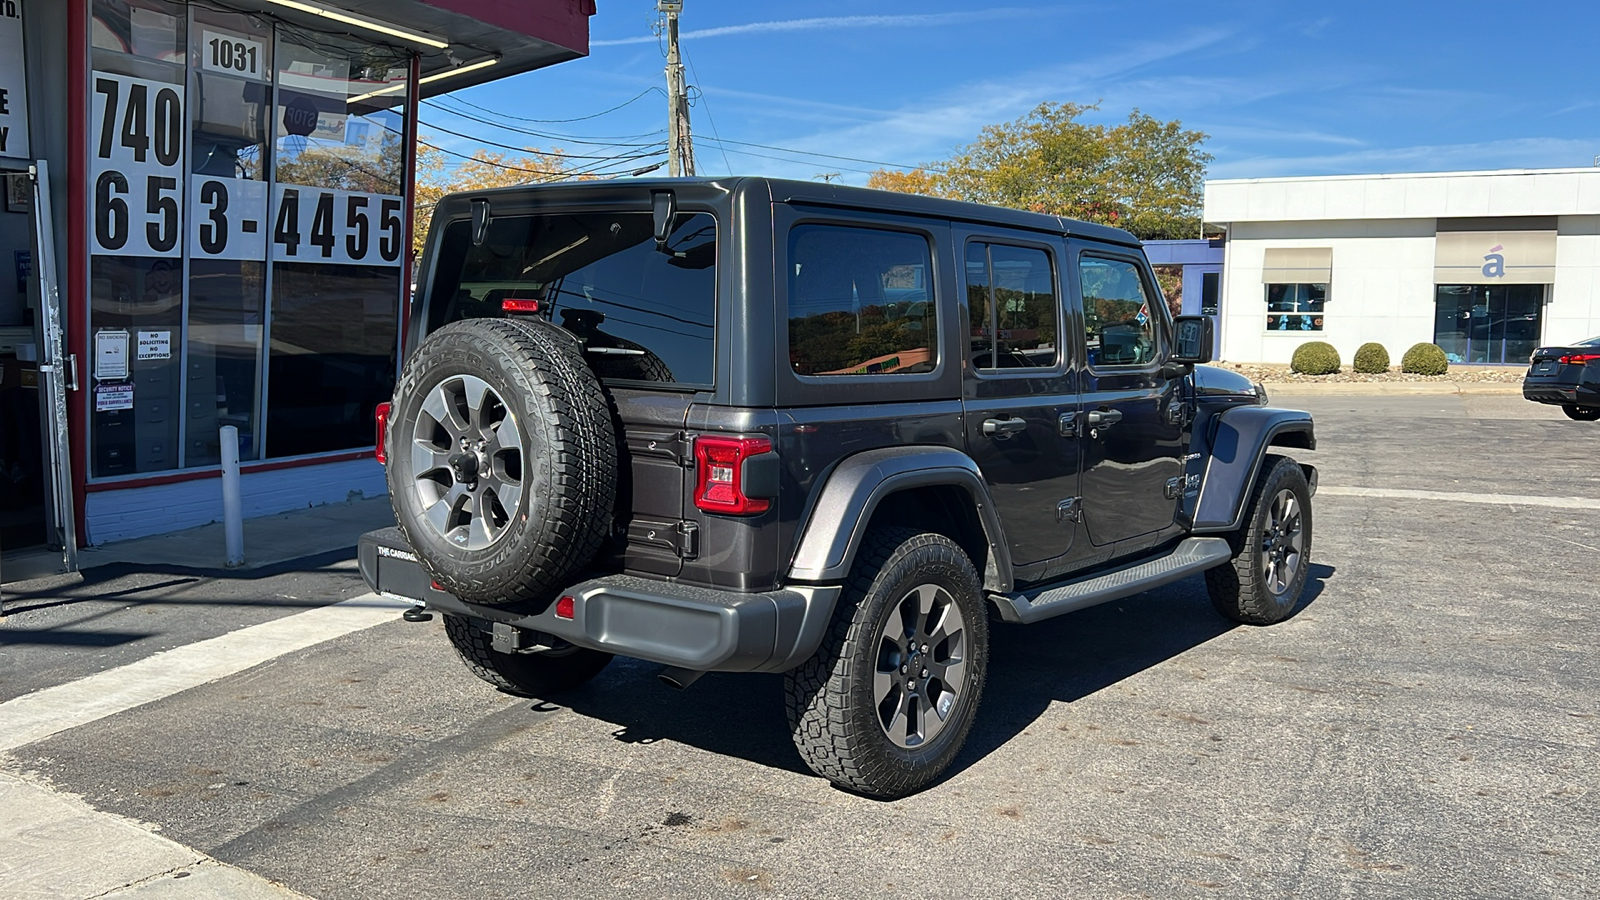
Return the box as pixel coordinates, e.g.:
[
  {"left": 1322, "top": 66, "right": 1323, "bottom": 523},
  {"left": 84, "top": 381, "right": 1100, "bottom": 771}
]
[
  {"left": 358, "top": 528, "right": 839, "bottom": 674},
  {"left": 1523, "top": 380, "right": 1600, "bottom": 406}
]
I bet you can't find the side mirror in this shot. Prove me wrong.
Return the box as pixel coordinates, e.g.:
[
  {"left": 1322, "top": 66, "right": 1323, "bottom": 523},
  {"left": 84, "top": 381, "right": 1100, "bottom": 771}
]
[
  {"left": 1172, "top": 315, "right": 1214, "bottom": 364},
  {"left": 470, "top": 198, "right": 491, "bottom": 246},
  {"left": 651, "top": 190, "right": 677, "bottom": 247}
]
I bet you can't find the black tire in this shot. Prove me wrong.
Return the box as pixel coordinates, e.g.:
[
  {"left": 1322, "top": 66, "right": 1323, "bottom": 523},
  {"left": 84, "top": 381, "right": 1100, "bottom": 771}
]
[
  {"left": 785, "top": 527, "right": 989, "bottom": 799},
  {"left": 442, "top": 614, "right": 612, "bottom": 696},
  {"left": 1205, "top": 455, "right": 1312, "bottom": 625},
  {"left": 387, "top": 318, "right": 616, "bottom": 606},
  {"left": 1561, "top": 405, "right": 1600, "bottom": 421}
]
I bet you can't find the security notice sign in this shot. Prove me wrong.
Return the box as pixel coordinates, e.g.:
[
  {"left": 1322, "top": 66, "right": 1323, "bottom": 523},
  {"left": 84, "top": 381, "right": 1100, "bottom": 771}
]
[
  {"left": 90, "top": 70, "right": 184, "bottom": 257},
  {"left": 0, "top": 0, "right": 29, "bottom": 160}
]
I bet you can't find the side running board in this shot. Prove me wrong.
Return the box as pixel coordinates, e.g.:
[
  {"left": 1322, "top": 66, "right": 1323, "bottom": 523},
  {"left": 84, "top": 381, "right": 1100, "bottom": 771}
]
[{"left": 990, "top": 537, "right": 1233, "bottom": 625}]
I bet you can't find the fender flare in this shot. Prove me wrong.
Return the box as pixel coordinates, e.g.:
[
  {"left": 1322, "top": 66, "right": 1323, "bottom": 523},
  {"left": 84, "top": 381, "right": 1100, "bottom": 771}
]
[
  {"left": 1191, "top": 406, "right": 1317, "bottom": 533},
  {"left": 786, "top": 445, "right": 1014, "bottom": 591}
]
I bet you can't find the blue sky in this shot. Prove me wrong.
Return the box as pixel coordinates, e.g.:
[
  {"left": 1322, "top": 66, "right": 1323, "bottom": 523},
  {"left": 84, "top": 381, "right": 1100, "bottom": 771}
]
[{"left": 421, "top": 1, "right": 1600, "bottom": 184}]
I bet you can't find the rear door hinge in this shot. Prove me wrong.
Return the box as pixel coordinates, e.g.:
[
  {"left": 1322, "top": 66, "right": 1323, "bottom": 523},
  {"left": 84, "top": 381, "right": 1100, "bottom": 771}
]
[
  {"left": 1056, "top": 497, "right": 1081, "bottom": 523},
  {"left": 675, "top": 520, "right": 700, "bottom": 559}
]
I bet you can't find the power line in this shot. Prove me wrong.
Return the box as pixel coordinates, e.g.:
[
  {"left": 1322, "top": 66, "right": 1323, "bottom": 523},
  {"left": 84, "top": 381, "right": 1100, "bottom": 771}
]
[
  {"left": 419, "top": 117, "right": 666, "bottom": 159},
  {"left": 429, "top": 88, "right": 664, "bottom": 124},
  {"left": 422, "top": 99, "right": 668, "bottom": 146},
  {"left": 684, "top": 51, "right": 733, "bottom": 176},
  {"left": 694, "top": 135, "right": 941, "bottom": 172}
]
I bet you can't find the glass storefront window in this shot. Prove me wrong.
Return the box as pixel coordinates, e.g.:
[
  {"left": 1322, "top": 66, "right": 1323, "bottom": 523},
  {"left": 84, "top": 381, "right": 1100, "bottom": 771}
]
[
  {"left": 85, "top": 6, "right": 411, "bottom": 478},
  {"left": 1265, "top": 282, "right": 1325, "bottom": 332},
  {"left": 1433, "top": 284, "right": 1544, "bottom": 365}
]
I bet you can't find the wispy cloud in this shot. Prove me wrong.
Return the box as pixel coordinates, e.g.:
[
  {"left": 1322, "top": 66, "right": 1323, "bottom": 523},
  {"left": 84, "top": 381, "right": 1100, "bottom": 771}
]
[
  {"left": 1208, "top": 136, "right": 1600, "bottom": 179},
  {"left": 592, "top": 10, "right": 1035, "bottom": 47}
]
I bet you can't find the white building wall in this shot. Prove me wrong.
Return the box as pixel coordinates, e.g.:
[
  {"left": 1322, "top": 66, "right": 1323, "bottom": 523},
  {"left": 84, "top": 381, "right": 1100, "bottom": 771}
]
[
  {"left": 84, "top": 458, "right": 387, "bottom": 545},
  {"left": 1219, "top": 220, "right": 1436, "bottom": 365},
  {"left": 1208, "top": 169, "right": 1600, "bottom": 364}
]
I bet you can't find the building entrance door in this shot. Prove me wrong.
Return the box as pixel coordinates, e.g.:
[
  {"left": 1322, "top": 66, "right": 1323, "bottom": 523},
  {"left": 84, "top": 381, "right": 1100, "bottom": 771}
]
[
  {"left": 1433, "top": 283, "right": 1545, "bottom": 365},
  {"left": 0, "top": 168, "right": 48, "bottom": 554}
]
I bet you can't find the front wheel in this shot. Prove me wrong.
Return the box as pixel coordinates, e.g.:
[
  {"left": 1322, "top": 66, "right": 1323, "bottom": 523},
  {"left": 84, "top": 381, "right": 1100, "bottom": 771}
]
[
  {"left": 1561, "top": 405, "right": 1600, "bottom": 421},
  {"left": 1205, "top": 455, "right": 1312, "bottom": 625},
  {"left": 785, "top": 527, "right": 989, "bottom": 799}
]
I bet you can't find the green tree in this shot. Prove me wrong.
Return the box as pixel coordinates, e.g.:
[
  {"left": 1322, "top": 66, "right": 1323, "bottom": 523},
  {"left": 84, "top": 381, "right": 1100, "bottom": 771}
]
[{"left": 868, "top": 103, "right": 1211, "bottom": 240}]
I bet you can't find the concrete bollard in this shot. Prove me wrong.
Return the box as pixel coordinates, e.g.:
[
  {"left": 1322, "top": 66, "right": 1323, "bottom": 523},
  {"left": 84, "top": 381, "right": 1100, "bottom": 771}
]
[{"left": 221, "top": 425, "right": 245, "bottom": 568}]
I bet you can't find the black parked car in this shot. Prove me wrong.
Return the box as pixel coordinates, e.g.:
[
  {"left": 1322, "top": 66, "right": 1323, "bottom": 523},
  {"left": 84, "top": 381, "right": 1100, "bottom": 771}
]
[{"left": 1523, "top": 335, "right": 1600, "bottom": 420}]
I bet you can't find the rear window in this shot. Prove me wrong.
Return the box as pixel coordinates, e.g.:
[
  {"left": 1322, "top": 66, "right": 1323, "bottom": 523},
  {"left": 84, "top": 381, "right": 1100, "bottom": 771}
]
[
  {"left": 787, "top": 224, "right": 936, "bottom": 377},
  {"left": 426, "top": 211, "right": 717, "bottom": 386}
]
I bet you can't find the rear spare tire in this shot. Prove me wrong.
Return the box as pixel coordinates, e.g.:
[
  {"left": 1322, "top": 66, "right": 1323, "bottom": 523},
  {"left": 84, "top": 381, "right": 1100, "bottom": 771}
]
[{"left": 388, "top": 318, "right": 616, "bottom": 606}]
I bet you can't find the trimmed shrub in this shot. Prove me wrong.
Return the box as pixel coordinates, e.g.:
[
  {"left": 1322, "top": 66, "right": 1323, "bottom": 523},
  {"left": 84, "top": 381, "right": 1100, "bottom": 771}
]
[
  {"left": 1353, "top": 342, "right": 1390, "bottom": 374},
  {"left": 1290, "top": 341, "right": 1341, "bottom": 375},
  {"left": 1401, "top": 342, "right": 1449, "bottom": 376}
]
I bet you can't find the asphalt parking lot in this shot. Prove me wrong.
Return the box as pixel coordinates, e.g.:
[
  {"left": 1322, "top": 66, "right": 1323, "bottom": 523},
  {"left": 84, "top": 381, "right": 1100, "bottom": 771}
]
[{"left": 3, "top": 392, "right": 1596, "bottom": 899}]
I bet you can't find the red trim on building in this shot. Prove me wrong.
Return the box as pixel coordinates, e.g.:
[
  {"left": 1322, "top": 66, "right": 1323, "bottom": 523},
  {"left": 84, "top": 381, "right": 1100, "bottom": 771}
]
[
  {"left": 67, "top": 0, "right": 89, "bottom": 546},
  {"left": 83, "top": 450, "right": 377, "bottom": 493},
  {"left": 417, "top": 0, "right": 594, "bottom": 53}
]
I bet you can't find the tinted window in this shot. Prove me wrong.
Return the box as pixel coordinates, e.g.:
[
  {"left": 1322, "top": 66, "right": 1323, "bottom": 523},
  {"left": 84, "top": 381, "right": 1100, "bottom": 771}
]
[
  {"left": 428, "top": 212, "right": 717, "bottom": 386},
  {"left": 965, "top": 242, "right": 1058, "bottom": 370},
  {"left": 787, "top": 224, "right": 936, "bottom": 376},
  {"left": 1081, "top": 256, "right": 1158, "bottom": 367}
]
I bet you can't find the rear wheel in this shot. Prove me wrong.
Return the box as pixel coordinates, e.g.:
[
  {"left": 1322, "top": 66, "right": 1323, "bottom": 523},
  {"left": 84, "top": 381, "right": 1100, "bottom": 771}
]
[
  {"left": 785, "top": 527, "right": 988, "bottom": 798},
  {"left": 1205, "top": 455, "right": 1312, "bottom": 625},
  {"left": 442, "top": 614, "right": 612, "bottom": 697},
  {"left": 387, "top": 318, "right": 616, "bottom": 606},
  {"left": 1561, "top": 405, "right": 1600, "bottom": 421}
]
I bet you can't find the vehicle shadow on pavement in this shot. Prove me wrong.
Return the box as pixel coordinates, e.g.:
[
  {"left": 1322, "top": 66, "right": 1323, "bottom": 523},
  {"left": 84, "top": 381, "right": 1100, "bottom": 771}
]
[{"left": 542, "top": 563, "right": 1335, "bottom": 788}]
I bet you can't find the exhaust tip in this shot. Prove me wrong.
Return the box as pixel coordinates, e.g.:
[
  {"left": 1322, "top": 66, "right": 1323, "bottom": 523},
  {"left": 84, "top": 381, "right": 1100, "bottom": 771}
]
[{"left": 658, "top": 666, "right": 706, "bottom": 690}]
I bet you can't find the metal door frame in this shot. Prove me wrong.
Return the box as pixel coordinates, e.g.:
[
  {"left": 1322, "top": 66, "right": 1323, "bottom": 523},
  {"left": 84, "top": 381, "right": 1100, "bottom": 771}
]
[{"left": 31, "top": 160, "right": 79, "bottom": 572}]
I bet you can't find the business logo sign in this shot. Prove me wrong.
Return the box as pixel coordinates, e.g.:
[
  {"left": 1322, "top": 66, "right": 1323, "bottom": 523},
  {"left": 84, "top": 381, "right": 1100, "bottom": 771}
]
[{"left": 1482, "top": 244, "right": 1505, "bottom": 278}]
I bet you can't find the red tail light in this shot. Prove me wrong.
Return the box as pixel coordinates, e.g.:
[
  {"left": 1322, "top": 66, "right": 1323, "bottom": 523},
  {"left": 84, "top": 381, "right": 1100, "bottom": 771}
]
[
  {"left": 1558, "top": 353, "right": 1600, "bottom": 365},
  {"left": 374, "top": 402, "right": 391, "bottom": 465},
  {"left": 501, "top": 298, "right": 541, "bottom": 313},
  {"left": 694, "top": 436, "right": 773, "bottom": 515}
]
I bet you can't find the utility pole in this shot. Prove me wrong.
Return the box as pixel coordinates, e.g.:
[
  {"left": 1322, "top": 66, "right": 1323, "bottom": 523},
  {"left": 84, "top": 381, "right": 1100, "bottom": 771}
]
[{"left": 659, "top": 0, "right": 695, "bottom": 176}]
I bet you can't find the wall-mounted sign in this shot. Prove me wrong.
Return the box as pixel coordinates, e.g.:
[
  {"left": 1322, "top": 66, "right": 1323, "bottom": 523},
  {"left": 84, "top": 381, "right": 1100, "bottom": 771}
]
[
  {"left": 89, "top": 70, "right": 185, "bottom": 257},
  {"left": 270, "top": 184, "right": 404, "bottom": 266},
  {"left": 200, "top": 29, "right": 266, "bottom": 81},
  {"left": 137, "top": 330, "right": 171, "bottom": 360},
  {"left": 0, "top": 0, "right": 29, "bottom": 159},
  {"left": 95, "top": 382, "right": 134, "bottom": 412},
  {"left": 94, "top": 329, "right": 130, "bottom": 380},
  {"left": 188, "top": 175, "right": 269, "bottom": 261}
]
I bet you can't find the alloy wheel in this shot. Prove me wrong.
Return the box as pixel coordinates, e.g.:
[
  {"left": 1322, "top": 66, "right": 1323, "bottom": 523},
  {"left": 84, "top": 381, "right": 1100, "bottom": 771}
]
[
  {"left": 1258, "top": 488, "right": 1304, "bottom": 596},
  {"left": 409, "top": 374, "right": 524, "bottom": 550},
  {"left": 873, "top": 583, "right": 969, "bottom": 748}
]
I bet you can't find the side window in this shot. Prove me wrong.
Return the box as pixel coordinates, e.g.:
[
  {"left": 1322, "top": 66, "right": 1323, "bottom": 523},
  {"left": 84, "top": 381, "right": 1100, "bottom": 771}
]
[
  {"left": 1080, "top": 256, "right": 1159, "bottom": 367},
  {"left": 965, "top": 241, "right": 1059, "bottom": 370},
  {"left": 426, "top": 212, "right": 717, "bottom": 386},
  {"left": 787, "top": 224, "right": 936, "bottom": 376}
]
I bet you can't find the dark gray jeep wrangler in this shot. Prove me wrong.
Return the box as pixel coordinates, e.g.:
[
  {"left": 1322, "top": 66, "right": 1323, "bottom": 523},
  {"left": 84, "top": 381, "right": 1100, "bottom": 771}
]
[{"left": 359, "top": 177, "right": 1316, "bottom": 799}]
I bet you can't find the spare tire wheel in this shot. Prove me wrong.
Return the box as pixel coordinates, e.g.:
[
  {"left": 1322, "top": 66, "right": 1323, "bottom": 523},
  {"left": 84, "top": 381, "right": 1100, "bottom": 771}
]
[{"left": 387, "top": 317, "right": 617, "bottom": 606}]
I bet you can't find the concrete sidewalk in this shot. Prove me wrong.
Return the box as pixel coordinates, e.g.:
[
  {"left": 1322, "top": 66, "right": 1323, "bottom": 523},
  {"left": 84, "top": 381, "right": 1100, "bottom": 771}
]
[
  {"left": 1, "top": 496, "right": 395, "bottom": 588},
  {"left": 1, "top": 770, "right": 314, "bottom": 899}
]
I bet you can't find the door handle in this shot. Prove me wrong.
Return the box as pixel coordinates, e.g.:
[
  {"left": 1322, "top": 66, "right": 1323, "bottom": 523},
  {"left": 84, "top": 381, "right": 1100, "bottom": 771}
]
[
  {"left": 1086, "top": 409, "right": 1123, "bottom": 428},
  {"left": 982, "top": 416, "right": 1028, "bottom": 437}
]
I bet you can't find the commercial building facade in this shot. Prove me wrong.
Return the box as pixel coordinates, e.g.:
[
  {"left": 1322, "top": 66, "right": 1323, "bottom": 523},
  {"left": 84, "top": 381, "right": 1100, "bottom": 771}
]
[
  {"left": 1204, "top": 168, "right": 1600, "bottom": 365},
  {"left": 1, "top": 0, "right": 591, "bottom": 568}
]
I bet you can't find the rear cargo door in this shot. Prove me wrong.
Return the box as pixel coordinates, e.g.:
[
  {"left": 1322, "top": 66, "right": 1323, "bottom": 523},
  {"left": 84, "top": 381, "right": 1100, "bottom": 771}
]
[{"left": 422, "top": 206, "right": 720, "bottom": 577}]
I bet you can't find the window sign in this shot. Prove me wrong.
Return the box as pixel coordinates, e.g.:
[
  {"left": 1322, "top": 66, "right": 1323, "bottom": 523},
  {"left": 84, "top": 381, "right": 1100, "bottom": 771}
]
[
  {"left": 90, "top": 71, "right": 185, "bottom": 257},
  {"left": 200, "top": 29, "right": 265, "bottom": 81},
  {"left": 94, "top": 329, "right": 131, "bottom": 379},
  {"left": 188, "top": 175, "right": 268, "bottom": 260},
  {"left": 0, "top": 0, "right": 29, "bottom": 160},
  {"left": 137, "top": 329, "right": 171, "bottom": 360},
  {"left": 269, "top": 184, "right": 403, "bottom": 266}
]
